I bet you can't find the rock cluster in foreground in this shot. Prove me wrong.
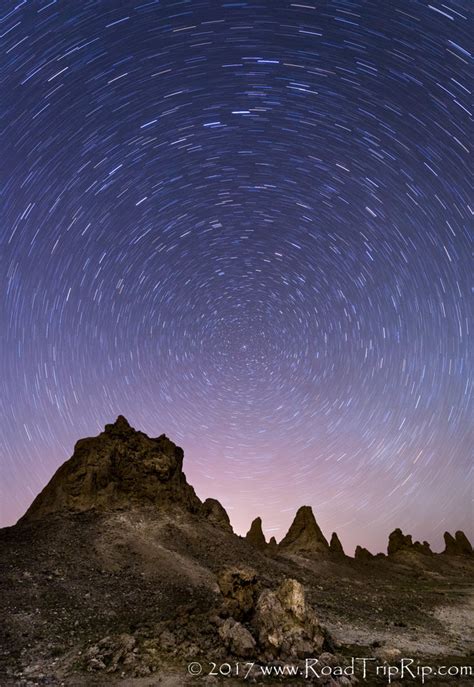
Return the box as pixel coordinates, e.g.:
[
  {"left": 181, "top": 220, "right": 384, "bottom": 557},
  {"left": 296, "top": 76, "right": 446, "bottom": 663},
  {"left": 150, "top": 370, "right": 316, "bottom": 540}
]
[{"left": 216, "top": 568, "right": 328, "bottom": 660}]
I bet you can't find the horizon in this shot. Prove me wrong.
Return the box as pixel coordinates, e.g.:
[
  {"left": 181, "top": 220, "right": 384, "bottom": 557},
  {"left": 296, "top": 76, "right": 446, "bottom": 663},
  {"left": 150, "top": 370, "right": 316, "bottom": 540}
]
[{"left": 2, "top": 414, "right": 472, "bottom": 558}]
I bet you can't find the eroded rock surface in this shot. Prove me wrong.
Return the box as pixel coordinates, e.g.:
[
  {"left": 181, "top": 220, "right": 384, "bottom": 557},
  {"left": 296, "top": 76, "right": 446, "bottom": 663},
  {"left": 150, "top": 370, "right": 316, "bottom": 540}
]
[
  {"left": 252, "top": 578, "right": 326, "bottom": 659},
  {"left": 201, "top": 498, "right": 233, "bottom": 533},
  {"left": 218, "top": 617, "right": 256, "bottom": 657},
  {"left": 279, "top": 506, "right": 329, "bottom": 556},
  {"left": 217, "top": 566, "right": 260, "bottom": 621},
  {"left": 20, "top": 416, "right": 201, "bottom": 522},
  {"left": 215, "top": 571, "right": 327, "bottom": 662}
]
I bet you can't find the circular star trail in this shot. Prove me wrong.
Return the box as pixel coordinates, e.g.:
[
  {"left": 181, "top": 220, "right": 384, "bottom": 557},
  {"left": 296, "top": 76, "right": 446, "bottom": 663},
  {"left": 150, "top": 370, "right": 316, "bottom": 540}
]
[{"left": 1, "top": 0, "right": 471, "bottom": 553}]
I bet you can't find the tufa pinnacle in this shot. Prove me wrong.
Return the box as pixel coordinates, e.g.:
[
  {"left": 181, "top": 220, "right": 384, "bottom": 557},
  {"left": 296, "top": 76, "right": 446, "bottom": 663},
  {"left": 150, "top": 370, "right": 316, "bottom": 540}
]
[
  {"left": 201, "top": 498, "right": 233, "bottom": 533},
  {"left": 19, "top": 417, "right": 201, "bottom": 523},
  {"left": 279, "top": 506, "right": 329, "bottom": 555},
  {"left": 329, "top": 532, "right": 345, "bottom": 557},
  {"left": 245, "top": 517, "right": 267, "bottom": 550},
  {"left": 443, "top": 531, "right": 473, "bottom": 556}
]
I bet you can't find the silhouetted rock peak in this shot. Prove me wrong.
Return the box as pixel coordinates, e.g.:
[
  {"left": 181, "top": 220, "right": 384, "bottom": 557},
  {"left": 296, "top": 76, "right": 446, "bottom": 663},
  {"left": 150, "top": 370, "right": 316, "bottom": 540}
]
[
  {"left": 388, "top": 528, "right": 413, "bottom": 554},
  {"left": 104, "top": 415, "right": 134, "bottom": 436},
  {"left": 329, "top": 532, "right": 345, "bottom": 556},
  {"left": 388, "top": 528, "right": 432, "bottom": 556},
  {"left": 354, "top": 545, "right": 373, "bottom": 561},
  {"left": 20, "top": 418, "right": 201, "bottom": 523},
  {"left": 443, "top": 531, "right": 473, "bottom": 556},
  {"left": 245, "top": 517, "right": 266, "bottom": 549},
  {"left": 279, "top": 506, "right": 329, "bottom": 555},
  {"left": 267, "top": 536, "right": 278, "bottom": 555},
  {"left": 201, "top": 498, "right": 233, "bottom": 533},
  {"left": 413, "top": 540, "right": 432, "bottom": 555}
]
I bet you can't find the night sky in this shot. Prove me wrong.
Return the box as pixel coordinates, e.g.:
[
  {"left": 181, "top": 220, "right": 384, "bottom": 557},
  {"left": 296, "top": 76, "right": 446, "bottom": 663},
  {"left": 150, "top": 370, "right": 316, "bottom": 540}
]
[{"left": 1, "top": 0, "right": 472, "bottom": 554}]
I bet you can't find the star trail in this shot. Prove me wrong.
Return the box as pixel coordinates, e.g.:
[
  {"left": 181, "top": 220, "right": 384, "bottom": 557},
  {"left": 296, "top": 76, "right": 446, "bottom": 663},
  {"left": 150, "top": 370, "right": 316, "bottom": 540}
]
[{"left": 0, "top": 0, "right": 471, "bottom": 553}]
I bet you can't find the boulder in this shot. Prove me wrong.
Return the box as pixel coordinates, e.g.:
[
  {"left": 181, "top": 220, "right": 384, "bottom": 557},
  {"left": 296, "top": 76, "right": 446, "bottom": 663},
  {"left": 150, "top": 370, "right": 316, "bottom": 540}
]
[
  {"left": 374, "top": 646, "right": 402, "bottom": 662},
  {"left": 279, "top": 506, "right": 329, "bottom": 555},
  {"left": 252, "top": 578, "right": 325, "bottom": 659},
  {"left": 218, "top": 618, "right": 256, "bottom": 657}
]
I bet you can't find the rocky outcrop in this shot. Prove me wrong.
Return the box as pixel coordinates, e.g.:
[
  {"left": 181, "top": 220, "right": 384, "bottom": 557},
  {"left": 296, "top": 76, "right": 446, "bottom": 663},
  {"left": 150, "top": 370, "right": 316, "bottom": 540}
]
[
  {"left": 245, "top": 517, "right": 266, "bottom": 549},
  {"left": 279, "top": 506, "right": 329, "bottom": 555},
  {"left": 20, "top": 416, "right": 201, "bottom": 522},
  {"left": 412, "top": 540, "right": 432, "bottom": 555},
  {"left": 388, "top": 529, "right": 432, "bottom": 555},
  {"left": 443, "top": 531, "right": 473, "bottom": 556},
  {"left": 201, "top": 498, "right": 233, "bottom": 533},
  {"left": 388, "top": 528, "right": 413, "bottom": 555},
  {"left": 329, "top": 532, "right": 345, "bottom": 556},
  {"left": 354, "top": 546, "right": 373, "bottom": 561},
  {"left": 215, "top": 570, "right": 327, "bottom": 661},
  {"left": 253, "top": 578, "right": 325, "bottom": 659},
  {"left": 217, "top": 567, "right": 260, "bottom": 621}
]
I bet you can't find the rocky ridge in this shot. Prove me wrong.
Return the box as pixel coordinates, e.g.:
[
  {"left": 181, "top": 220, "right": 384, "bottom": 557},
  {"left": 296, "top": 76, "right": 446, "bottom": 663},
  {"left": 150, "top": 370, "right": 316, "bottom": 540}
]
[{"left": 19, "top": 416, "right": 473, "bottom": 562}]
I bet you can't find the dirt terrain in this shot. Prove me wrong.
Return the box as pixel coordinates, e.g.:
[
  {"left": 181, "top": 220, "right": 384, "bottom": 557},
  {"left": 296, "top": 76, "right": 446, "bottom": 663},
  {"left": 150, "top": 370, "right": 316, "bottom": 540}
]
[{"left": 0, "top": 418, "right": 472, "bottom": 686}]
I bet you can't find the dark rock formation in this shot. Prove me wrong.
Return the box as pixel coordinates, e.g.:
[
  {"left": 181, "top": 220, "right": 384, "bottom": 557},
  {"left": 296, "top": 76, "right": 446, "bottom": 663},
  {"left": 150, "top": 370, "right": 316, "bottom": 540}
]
[
  {"left": 201, "top": 498, "right": 233, "bottom": 533},
  {"left": 387, "top": 528, "right": 413, "bottom": 555},
  {"left": 329, "top": 532, "right": 345, "bottom": 556},
  {"left": 217, "top": 567, "right": 261, "bottom": 621},
  {"left": 267, "top": 536, "right": 278, "bottom": 555},
  {"left": 245, "top": 517, "right": 266, "bottom": 549},
  {"left": 279, "top": 506, "right": 329, "bottom": 555},
  {"left": 453, "top": 531, "right": 473, "bottom": 555},
  {"left": 20, "top": 416, "right": 201, "bottom": 522},
  {"left": 388, "top": 528, "right": 433, "bottom": 556},
  {"left": 443, "top": 532, "right": 457, "bottom": 555},
  {"left": 413, "top": 540, "right": 432, "bottom": 555},
  {"left": 354, "top": 546, "right": 373, "bottom": 561},
  {"left": 443, "top": 530, "right": 473, "bottom": 556}
]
